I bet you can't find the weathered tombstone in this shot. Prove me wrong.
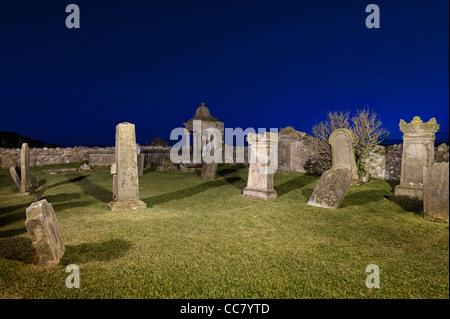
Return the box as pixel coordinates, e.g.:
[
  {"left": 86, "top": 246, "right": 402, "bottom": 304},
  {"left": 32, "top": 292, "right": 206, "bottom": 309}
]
[
  {"left": 30, "top": 173, "right": 39, "bottom": 188},
  {"left": 200, "top": 162, "right": 218, "bottom": 180},
  {"left": 328, "top": 129, "right": 359, "bottom": 184},
  {"left": 25, "top": 199, "right": 65, "bottom": 268},
  {"left": 20, "top": 143, "right": 31, "bottom": 194},
  {"left": 108, "top": 123, "right": 147, "bottom": 211},
  {"left": 9, "top": 166, "right": 21, "bottom": 191},
  {"left": 423, "top": 162, "right": 449, "bottom": 223},
  {"left": 307, "top": 168, "right": 352, "bottom": 209},
  {"left": 33, "top": 184, "right": 49, "bottom": 202},
  {"left": 394, "top": 117, "right": 440, "bottom": 200},
  {"left": 242, "top": 132, "right": 278, "bottom": 200},
  {"left": 137, "top": 153, "right": 145, "bottom": 176}
]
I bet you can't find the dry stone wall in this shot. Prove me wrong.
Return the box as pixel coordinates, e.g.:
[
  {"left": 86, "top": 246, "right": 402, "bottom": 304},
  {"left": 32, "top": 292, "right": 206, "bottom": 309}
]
[{"left": 1, "top": 139, "right": 448, "bottom": 182}]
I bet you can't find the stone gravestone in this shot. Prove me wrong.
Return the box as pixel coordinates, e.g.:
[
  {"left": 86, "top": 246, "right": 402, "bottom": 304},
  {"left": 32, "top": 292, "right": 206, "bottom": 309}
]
[
  {"left": 137, "top": 153, "right": 145, "bottom": 176},
  {"left": 20, "top": 143, "right": 31, "bottom": 194},
  {"left": 33, "top": 184, "right": 49, "bottom": 202},
  {"left": 200, "top": 140, "right": 218, "bottom": 180},
  {"left": 30, "top": 173, "right": 39, "bottom": 188},
  {"left": 394, "top": 117, "right": 440, "bottom": 200},
  {"left": 328, "top": 129, "right": 359, "bottom": 184},
  {"left": 9, "top": 166, "right": 21, "bottom": 191},
  {"left": 307, "top": 168, "right": 352, "bottom": 209},
  {"left": 423, "top": 162, "right": 449, "bottom": 223},
  {"left": 108, "top": 123, "right": 147, "bottom": 211},
  {"left": 25, "top": 199, "right": 65, "bottom": 268},
  {"left": 242, "top": 132, "right": 278, "bottom": 200}
]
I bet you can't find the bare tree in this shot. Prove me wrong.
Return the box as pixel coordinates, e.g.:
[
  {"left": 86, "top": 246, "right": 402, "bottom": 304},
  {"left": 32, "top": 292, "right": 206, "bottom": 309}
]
[{"left": 308, "top": 108, "right": 389, "bottom": 177}]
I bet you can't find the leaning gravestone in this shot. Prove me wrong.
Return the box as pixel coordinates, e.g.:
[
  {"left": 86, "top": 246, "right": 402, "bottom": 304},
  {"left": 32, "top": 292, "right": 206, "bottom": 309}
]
[
  {"left": 328, "top": 129, "right": 359, "bottom": 184},
  {"left": 9, "top": 166, "right": 21, "bottom": 191},
  {"left": 394, "top": 117, "right": 440, "bottom": 200},
  {"left": 242, "top": 132, "right": 278, "bottom": 200},
  {"left": 20, "top": 143, "right": 31, "bottom": 194},
  {"left": 307, "top": 168, "right": 352, "bottom": 209},
  {"left": 25, "top": 199, "right": 65, "bottom": 268},
  {"left": 108, "top": 122, "right": 147, "bottom": 211},
  {"left": 33, "top": 184, "right": 49, "bottom": 202},
  {"left": 423, "top": 162, "right": 449, "bottom": 223}
]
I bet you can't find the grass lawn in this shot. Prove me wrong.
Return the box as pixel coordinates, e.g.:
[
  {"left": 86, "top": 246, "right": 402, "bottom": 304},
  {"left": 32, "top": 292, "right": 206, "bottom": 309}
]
[{"left": 0, "top": 163, "right": 448, "bottom": 299}]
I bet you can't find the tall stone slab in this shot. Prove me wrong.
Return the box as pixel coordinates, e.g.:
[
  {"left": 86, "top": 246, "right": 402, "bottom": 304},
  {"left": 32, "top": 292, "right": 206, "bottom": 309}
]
[
  {"left": 394, "top": 117, "right": 440, "bottom": 200},
  {"left": 307, "top": 168, "right": 352, "bottom": 209},
  {"left": 137, "top": 153, "right": 145, "bottom": 176},
  {"left": 242, "top": 132, "right": 278, "bottom": 200},
  {"left": 108, "top": 123, "right": 147, "bottom": 211},
  {"left": 20, "top": 143, "right": 30, "bottom": 194},
  {"left": 200, "top": 162, "right": 218, "bottom": 180},
  {"left": 25, "top": 200, "right": 65, "bottom": 268},
  {"left": 423, "top": 162, "right": 449, "bottom": 223},
  {"left": 328, "top": 129, "right": 359, "bottom": 184}
]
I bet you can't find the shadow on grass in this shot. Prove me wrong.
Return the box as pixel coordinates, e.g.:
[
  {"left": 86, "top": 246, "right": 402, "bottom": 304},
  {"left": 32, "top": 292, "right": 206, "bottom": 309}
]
[
  {"left": 62, "top": 239, "right": 132, "bottom": 264},
  {"left": 67, "top": 174, "right": 112, "bottom": 204},
  {"left": 341, "top": 190, "right": 388, "bottom": 208},
  {"left": 143, "top": 177, "right": 240, "bottom": 207},
  {"left": 275, "top": 174, "right": 318, "bottom": 197},
  {"left": 385, "top": 196, "right": 423, "bottom": 215},
  {"left": 0, "top": 227, "right": 26, "bottom": 238},
  {"left": 0, "top": 236, "right": 38, "bottom": 265}
]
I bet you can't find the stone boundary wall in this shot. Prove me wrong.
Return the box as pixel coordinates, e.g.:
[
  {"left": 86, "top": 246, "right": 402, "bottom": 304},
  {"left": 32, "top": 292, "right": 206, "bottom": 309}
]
[{"left": 1, "top": 142, "right": 448, "bottom": 181}]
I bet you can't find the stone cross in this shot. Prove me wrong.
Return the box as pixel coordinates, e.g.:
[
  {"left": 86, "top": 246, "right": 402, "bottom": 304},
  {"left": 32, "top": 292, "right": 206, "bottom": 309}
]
[
  {"left": 108, "top": 122, "right": 147, "bottom": 211},
  {"left": 25, "top": 199, "right": 65, "bottom": 268},
  {"left": 394, "top": 116, "right": 440, "bottom": 200},
  {"left": 423, "top": 162, "right": 449, "bottom": 223},
  {"left": 20, "top": 143, "right": 30, "bottom": 194},
  {"left": 242, "top": 132, "right": 278, "bottom": 200},
  {"left": 328, "top": 129, "right": 359, "bottom": 184}
]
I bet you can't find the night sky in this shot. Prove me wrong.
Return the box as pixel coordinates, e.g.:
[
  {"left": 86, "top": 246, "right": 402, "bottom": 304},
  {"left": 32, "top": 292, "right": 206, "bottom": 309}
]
[{"left": 0, "top": 0, "right": 448, "bottom": 147}]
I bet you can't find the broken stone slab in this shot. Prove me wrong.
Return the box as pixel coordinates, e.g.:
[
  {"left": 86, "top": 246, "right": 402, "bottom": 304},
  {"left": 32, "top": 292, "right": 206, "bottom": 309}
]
[
  {"left": 9, "top": 166, "right": 21, "bottom": 191},
  {"left": 33, "top": 184, "right": 49, "bottom": 202},
  {"left": 80, "top": 163, "right": 90, "bottom": 171},
  {"left": 307, "top": 168, "right": 352, "bottom": 209},
  {"left": 42, "top": 168, "right": 79, "bottom": 175},
  {"left": 25, "top": 199, "right": 65, "bottom": 268},
  {"left": 423, "top": 162, "right": 449, "bottom": 223}
]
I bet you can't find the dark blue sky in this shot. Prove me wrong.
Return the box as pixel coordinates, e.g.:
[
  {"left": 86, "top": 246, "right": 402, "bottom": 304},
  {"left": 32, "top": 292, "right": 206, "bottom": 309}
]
[{"left": 0, "top": 0, "right": 448, "bottom": 146}]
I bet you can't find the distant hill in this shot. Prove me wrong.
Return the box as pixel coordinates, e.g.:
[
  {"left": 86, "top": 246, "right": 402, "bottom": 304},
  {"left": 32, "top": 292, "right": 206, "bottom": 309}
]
[{"left": 0, "top": 131, "right": 61, "bottom": 148}]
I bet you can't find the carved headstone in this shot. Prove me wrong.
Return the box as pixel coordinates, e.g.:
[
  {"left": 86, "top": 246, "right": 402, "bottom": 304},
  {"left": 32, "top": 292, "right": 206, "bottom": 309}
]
[
  {"left": 20, "top": 143, "right": 30, "bottom": 194},
  {"left": 328, "top": 129, "right": 359, "bottom": 184},
  {"left": 25, "top": 200, "right": 65, "bottom": 268},
  {"left": 242, "top": 132, "right": 278, "bottom": 200},
  {"left": 108, "top": 123, "right": 147, "bottom": 211},
  {"left": 394, "top": 117, "right": 440, "bottom": 200},
  {"left": 423, "top": 162, "right": 449, "bottom": 223},
  {"left": 307, "top": 168, "right": 352, "bottom": 209}
]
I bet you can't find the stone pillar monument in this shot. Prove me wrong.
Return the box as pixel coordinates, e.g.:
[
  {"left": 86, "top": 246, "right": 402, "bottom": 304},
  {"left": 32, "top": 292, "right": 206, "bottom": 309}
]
[
  {"left": 20, "top": 143, "right": 30, "bottom": 194},
  {"left": 242, "top": 132, "right": 278, "bottom": 200},
  {"left": 108, "top": 122, "right": 147, "bottom": 211},
  {"left": 394, "top": 116, "right": 440, "bottom": 200},
  {"left": 328, "top": 129, "right": 359, "bottom": 185}
]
